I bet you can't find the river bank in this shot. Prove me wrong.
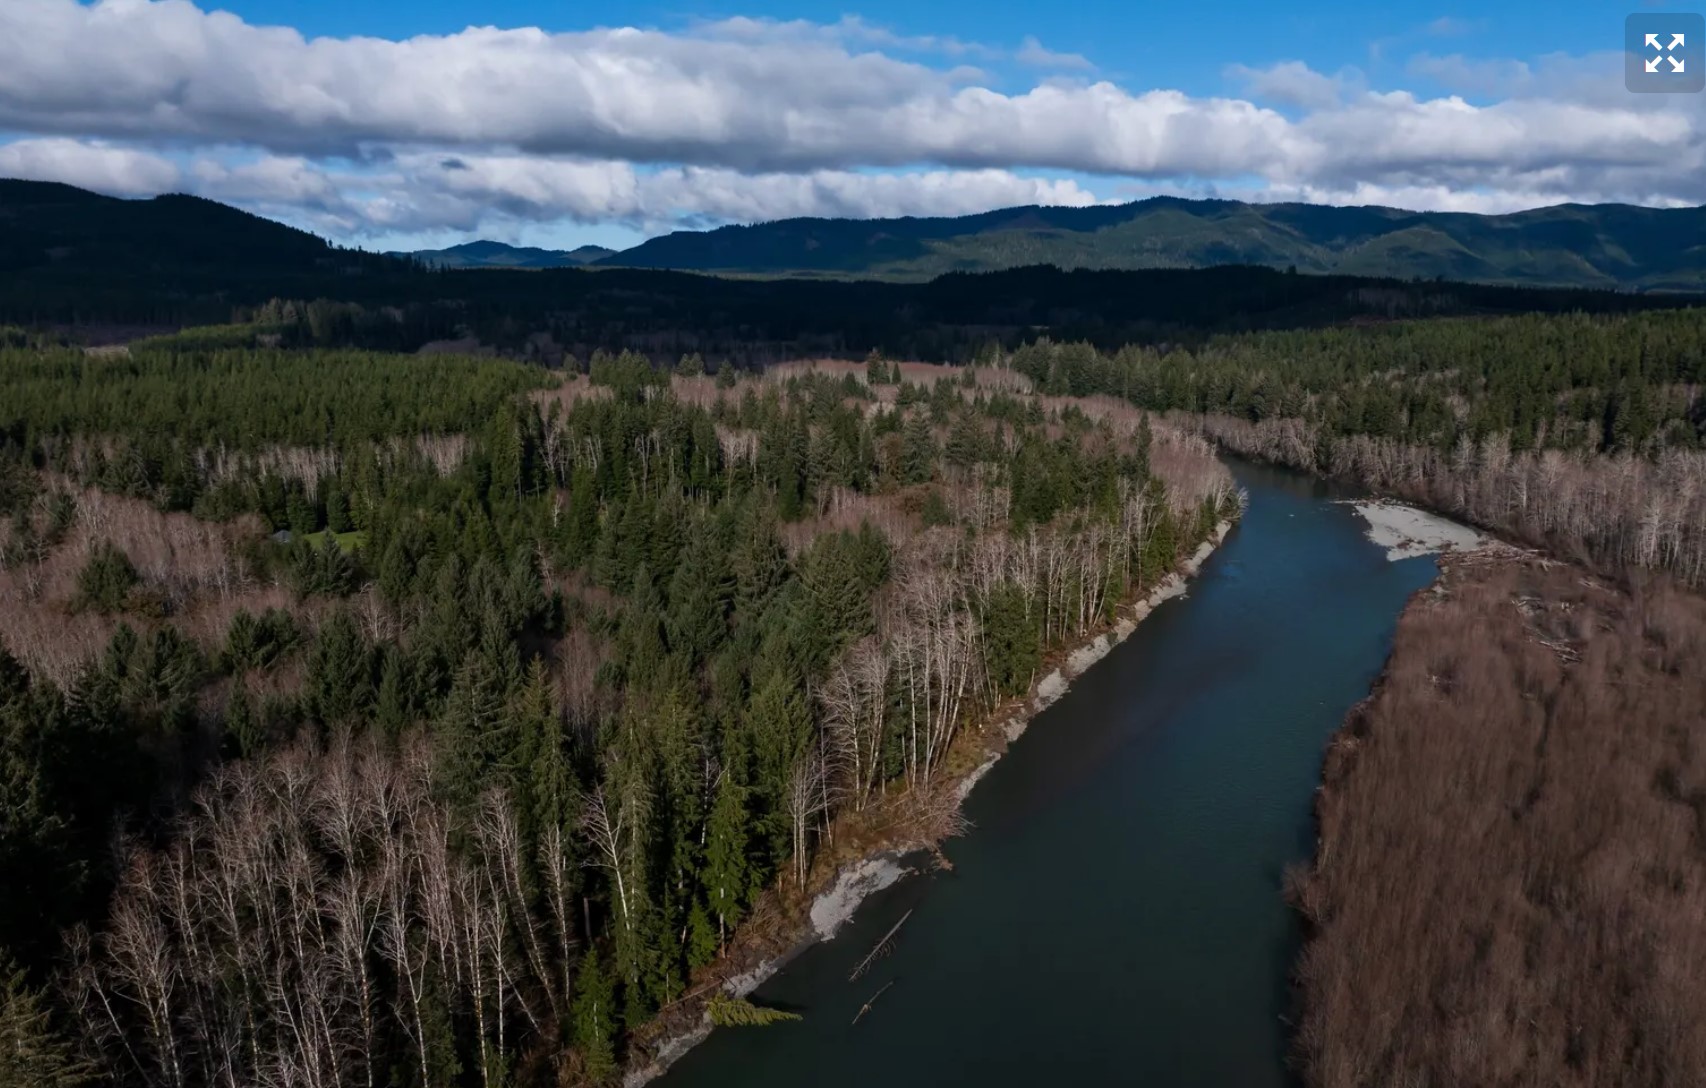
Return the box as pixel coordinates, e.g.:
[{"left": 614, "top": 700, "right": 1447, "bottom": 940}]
[
  {"left": 1290, "top": 543, "right": 1706, "bottom": 1086},
  {"left": 622, "top": 517, "right": 1237, "bottom": 1086},
  {"left": 658, "top": 457, "right": 1440, "bottom": 1088}
]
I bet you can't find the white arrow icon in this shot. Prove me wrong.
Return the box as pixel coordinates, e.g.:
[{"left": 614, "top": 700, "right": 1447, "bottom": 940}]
[
  {"left": 1647, "top": 33, "right": 1664, "bottom": 49},
  {"left": 1647, "top": 55, "right": 1664, "bottom": 72},
  {"left": 1671, "top": 56, "right": 1687, "bottom": 73},
  {"left": 1672, "top": 33, "right": 1687, "bottom": 50}
]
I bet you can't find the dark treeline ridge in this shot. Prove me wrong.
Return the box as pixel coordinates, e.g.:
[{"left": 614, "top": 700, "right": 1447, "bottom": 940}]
[
  {"left": 1292, "top": 555, "right": 1706, "bottom": 1086},
  {"left": 14, "top": 262, "right": 1700, "bottom": 366},
  {"left": 0, "top": 343, "right": 1237, "bottom": 1085}
]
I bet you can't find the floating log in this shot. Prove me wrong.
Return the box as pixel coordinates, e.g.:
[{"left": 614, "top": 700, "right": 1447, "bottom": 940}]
[{"left": 848, "top": 909, "right": 912, "bottom": 982}]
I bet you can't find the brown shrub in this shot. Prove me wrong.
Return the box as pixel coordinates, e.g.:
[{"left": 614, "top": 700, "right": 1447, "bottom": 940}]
[{"left": 1296, "top": 558, "right": 1706, "bottom": 1087}]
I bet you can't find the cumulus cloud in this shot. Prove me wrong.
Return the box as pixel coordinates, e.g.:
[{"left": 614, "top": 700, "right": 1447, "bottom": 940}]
[
  {"left": 0, "top": 137, "right": 179, "bottom": 196},
  {"left": 158, "top": 150, "right": 1104, "bottom": 236},
  {"left": 0, "top": 0, "right": 1701, "bottom": 240},
  {"left": 1228, "top": 61, "right": 1359, "bottom": 110},
  {"left": 1014, "top": 36, "right": 1094, "bottom": 71}
]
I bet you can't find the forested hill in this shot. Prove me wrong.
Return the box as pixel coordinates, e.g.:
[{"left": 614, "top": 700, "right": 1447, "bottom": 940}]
[
  {"left": 400, "top": 240, "right": 619, "bottom": 269},
  {"left": 600, "top": 196, "right": 1706, "bottom": 289},
  {"left": 0, "top": 179, "right": 394, "bottom": 280}
]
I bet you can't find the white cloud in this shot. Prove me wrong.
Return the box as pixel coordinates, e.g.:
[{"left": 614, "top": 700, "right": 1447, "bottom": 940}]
[
  {"left": 1227, "top": 61, "right": 1359, "bottom": 110},
  {"left": 0, "top": 137, "right": 179, "bottom": 195},
  {"left": 0, "top": 1, "right": 1702, "bottom": 241},
  {"left": 1014, "top": 36, "right": 1094, "bottom": 72},
  {"left": 1424, "top": 16, "right": 1480, "bottom": 38},
  {"left": 163, "top": 152, "right": 1106, "bottom": 236}
]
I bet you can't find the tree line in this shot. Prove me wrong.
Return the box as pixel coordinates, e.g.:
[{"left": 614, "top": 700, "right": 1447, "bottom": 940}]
[{"left": 997, "top": 313, "right": 1706, "bottom": 583}]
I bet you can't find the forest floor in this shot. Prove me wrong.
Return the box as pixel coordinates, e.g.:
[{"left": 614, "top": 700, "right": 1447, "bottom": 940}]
[
  {"left": 1291, "top": 548, "right": 1706, "bottom": 1087},
  {"left": 622, "top": 519, "right": 1237, "bottom": 1085}
]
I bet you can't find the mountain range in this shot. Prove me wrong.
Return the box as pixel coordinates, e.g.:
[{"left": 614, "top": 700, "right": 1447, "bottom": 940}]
[
  {"left": 3, "top": 178, "right": 1699, "bottom": 355},
  {"left": 591, "top": 197, "right": 1706, "bottom": 289},
  {"left": 6, "top": 178, "right": 1706, "bottom": 295}
]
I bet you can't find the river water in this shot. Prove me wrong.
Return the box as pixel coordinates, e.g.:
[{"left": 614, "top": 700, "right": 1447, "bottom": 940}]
[{"left": 660, "top": 461, "right": 1440, "bottom": 1088}]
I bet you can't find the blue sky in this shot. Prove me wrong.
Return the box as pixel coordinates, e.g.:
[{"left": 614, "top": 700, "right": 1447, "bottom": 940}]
[
  {"left": 0, "top": 0, "right": 1701, "bottom": 251},
  {"left": 208, "top": 0, "right": 1579, "bottom": 101}
]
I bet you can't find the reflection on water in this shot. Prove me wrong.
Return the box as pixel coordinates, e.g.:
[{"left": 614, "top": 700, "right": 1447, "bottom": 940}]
[{"left": 662, "top": 462, "right": 1437, "bottom": 1088}]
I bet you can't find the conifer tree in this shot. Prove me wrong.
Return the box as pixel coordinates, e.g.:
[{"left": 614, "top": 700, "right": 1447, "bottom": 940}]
[
  {"left": 865, "top": 348, "right": 887, "bottom": 386},
  {"left": 73, "top": 542, "right": 137, "bottom": 614},
  {"left": 705, "top": 992, "right": 802, "bottom": 1027},
  {"left": 374, "top": 646, "right": 412, "bottom": 737},
  {"left": 731, "top": 507, "right": 788, "bottom": 632},
  {"left": 225, "top": 685, "right": 263, "bottom": 756},
  {"left": 619, "top": 566, "right": 668, "bottom": 686},
  {"left": 519, "top": 659, "right": 573, "bottom": 836},
  {"left": 686, "top": 900, "right": 718, "bottom": 968},
  {"left": 900, "top": 413, "right": 936, "bottom": 484},
  {"left": 0, "top": 956, "right": 89, "bottom": 1088},
  {"left": 570, "top": 948, "right": 619, "bottom": 1084},
  {"left": 666, "top": 523, "right": 733, "bottom": 665},
  {"left": 304, "top": 609, "right": 373, "bottom": 726},
  {"left": 702, "top": 764, "right": 750, "bottom": 947},
  {"left": 746, "top": 669, "right": 811, "bottom": 865},
  {"left": 436, "top": 653, "right": 513, "bottom": 807},
  {"left": 325, "top": 486, "right": 352, "bottom": 534}
]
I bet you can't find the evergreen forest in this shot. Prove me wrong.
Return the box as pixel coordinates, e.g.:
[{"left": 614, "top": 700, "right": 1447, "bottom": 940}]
[{"left": 0, "top": 338, "right": 1237, "bottom": 1086}]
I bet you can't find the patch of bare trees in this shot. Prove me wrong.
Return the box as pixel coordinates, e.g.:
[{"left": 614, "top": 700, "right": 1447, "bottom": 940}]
[
  {"left": 65, "top": 733, "right": 582, "bottom": 1088},
  {"left": 0, "top": 483, "right": 290, "bottom": 687},
  {"left": 1185, "top": 413, "right": 1706, "bottom": 586},
  {"left": 816, "top": 422, "right": 1235, "bottom": 804}
]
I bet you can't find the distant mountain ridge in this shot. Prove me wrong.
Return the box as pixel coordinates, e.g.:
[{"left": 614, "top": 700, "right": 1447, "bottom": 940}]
[
  {"left": 7, "top": 177, "right": 1705, "bottom": 290},
  {"left": 401, "top": 240, "right": 618, "bottom": 269},
  {"left": 595, "top": 196, "right": 1706, "bottom": 290},
  {"left": 3, "top": 178, "right": 1702, "bottom": 354}
]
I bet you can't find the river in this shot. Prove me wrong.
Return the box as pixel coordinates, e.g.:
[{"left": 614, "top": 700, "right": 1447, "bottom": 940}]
[{"left": 659, "top": 460, "right": 1440, "bottom": 1088}]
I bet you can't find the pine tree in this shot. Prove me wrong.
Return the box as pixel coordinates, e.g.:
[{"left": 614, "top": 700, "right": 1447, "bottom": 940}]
[
  {"left": 702, "top": 765, "right": 750, "bottom": 947},
  {"left": 865, "top": 348, "right": 887, "bottom": 386},
  {"left": 519, "top": 659, "right": 573, "bottom": 836},
  {"left": 686, "top": 901, "right": 718, "bottom": 969},
  {"left": 488, "top": 406, "right": 525, "bottom": 506},
  {"left": 619, "top": 566, "right": 668, "bottom": 687},
  {"left": 705, "top": 993, "right": 802, "bottom": 1027},
  {"left": 73, "top": 541, "right": 137, "bottom": 614},
  {"left": 0, "top": 956, "right": 89, "bottom": 1088},
  {"left": 304, "top": 609, "right": 372, "bottom": 726},
  {"left": 225, "top": 684, "right": 263, "bottom": 756},
  {"left": 731, "top": 507, "right": 788, "bottom": 631},
  {"left": 982, "top": 581, "right": 1040, "bottom": 696},
  {"left": 741, "top": 667, "right": 810, "bottom": 878},
  {"left": 325, "top": 486, "right": 352, "bottom": 533},
  {"left": 570, "top": 948, "right": 619, "bottom": 1084},
  {"left": 286, "top": 486, "right": 318, "bottom": 536},
  {"left": 900, "top": 413, "right": 936, "bottom": 484},
  {"left": 373, "top": 646, "right": 412, "bottom": 737},
  {"left": 377, "top": 536, "right": 415, "bottom": 606},
  {"left": 666, "top": 523, "right": 733, "bottom": 665},
  {"left": 436, "top": 653, "right": 513, "bottom": 808},
  {"left": 564, "top": 466, "right": 601, "bottom": 565}
]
